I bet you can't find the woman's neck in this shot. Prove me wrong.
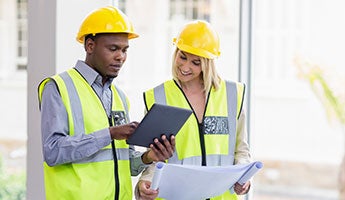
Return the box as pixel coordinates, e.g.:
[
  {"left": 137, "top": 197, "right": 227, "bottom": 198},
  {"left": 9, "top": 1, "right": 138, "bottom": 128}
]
[{"left": 180, "top": 79, "right": 204, "bottom": 94}]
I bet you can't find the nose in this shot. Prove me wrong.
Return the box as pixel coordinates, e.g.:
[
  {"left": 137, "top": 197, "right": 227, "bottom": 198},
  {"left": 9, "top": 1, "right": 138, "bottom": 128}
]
[
  {"left": 115, "top": 51, "right": 126, "bottom": 61},
  {"left": 179, "top": 62, "right": 191, "bottom": 72}
]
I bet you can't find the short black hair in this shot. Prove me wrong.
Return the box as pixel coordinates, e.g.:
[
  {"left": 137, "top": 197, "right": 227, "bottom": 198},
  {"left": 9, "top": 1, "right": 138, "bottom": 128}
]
[{"left": 84, "top": 34, "right": 96, "bottom": 45}]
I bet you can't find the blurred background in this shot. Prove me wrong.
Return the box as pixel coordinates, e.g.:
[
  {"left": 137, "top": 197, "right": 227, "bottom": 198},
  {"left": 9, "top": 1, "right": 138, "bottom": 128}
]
[{"left": 0, "top": 0, "right": 344, "bottom": 199}]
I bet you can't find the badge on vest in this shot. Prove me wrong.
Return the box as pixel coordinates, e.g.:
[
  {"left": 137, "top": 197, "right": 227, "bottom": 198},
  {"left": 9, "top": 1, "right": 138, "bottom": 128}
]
[
  {"left": 111, "top": 111, "right": 126, "bottom": 126},
  {"left": 203, "top": 116, "right": 229, "bottom": 134}
]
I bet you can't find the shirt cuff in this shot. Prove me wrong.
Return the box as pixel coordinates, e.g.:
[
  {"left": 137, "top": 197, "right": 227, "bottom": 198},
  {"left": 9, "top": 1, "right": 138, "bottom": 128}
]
[
  {"left": 94, "top": 128, "right": 112, "bottom": 148},
  {"left": 131, "top": 150, "right": 151, "bottom": 176}
]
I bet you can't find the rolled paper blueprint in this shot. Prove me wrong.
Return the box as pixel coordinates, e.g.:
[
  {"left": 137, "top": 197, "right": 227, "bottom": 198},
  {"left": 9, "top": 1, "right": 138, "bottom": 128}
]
[
  {"left": 238, "top": 161, "right": 263, "bottom": 184},
  {"left": 230, "top": 161, "right": 263, "bottom": 193},
  {"left": 150, "top": 162, "right": 165, "bottom": 190},
  {"left": 149, "top": 161, "right": 263, "bottom": 199}
]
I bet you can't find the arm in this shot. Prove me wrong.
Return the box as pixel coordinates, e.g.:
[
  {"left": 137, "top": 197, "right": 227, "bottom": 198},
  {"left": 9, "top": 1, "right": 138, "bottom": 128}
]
[
  {"left": 129, "top": 146, "right": 147, "bottom": 176},
  {"left": 234, "top": 108, "right": 252, "bottom": 194},
  {"left": 234, "top": 109, "right": 252, "bottom": 165},
  {"left": 40, "top": 81, "right": 112, "bottom": 166},
  {"left": 135, "top": 164, "right": 157, "bottom": 200}
]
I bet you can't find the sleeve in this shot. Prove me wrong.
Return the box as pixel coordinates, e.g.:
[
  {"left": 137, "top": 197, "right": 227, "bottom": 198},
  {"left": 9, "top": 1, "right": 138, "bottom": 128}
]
[
  {"left": 138, "top": 163, "right": 156, "bottom": 181},
  {"left": 40, "top": 80, "right": 112, "bottom": 166},
  {"left": 134, "top": 163, "right": 156, "bottom": 199},
  {"left": 234, "top": 108, "right": 252, "bottom": 165},
  {"left": 129, "top": 145, "right": 150, "bottom": 176}
]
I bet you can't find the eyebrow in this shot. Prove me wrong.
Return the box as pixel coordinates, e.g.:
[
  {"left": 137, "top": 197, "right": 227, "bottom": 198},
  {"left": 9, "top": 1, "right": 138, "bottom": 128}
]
[
  {"left": 180, "top": 51, "right": 201, "bottom": 63},
  {"left": 107, "top": 44, "right": 129, "bottom": 49}
]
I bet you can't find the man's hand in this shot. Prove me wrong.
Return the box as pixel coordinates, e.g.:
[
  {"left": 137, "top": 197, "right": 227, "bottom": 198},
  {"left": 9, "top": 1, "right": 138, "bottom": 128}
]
[
  {"left": 234, "top": 181, "right": 251, "bottom": 195},
  {"left": 109, "top": 121, "right": 139, "bottom": 140},
  {"left": 137, "top": 180, "right": 158, "bottom": 200},
  {"left": 142, "top": 135, "right": 175, "bottom": 164}
]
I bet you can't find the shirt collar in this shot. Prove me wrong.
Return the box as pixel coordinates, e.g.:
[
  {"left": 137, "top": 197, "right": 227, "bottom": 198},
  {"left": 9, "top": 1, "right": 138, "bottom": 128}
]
[{"left": 74, "top": 60, "right": 114, "bottom": 86}]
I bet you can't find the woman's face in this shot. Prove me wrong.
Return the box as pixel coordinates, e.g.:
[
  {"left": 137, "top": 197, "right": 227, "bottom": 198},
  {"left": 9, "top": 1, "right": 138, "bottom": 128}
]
[{"left": 174, "top": 50, "right": 202, "bottom": 83}]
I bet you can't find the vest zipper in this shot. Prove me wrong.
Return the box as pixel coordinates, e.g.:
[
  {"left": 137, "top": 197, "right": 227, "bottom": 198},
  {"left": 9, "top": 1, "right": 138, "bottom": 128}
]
[
  {"left": 109, "top": 117, "right": 120, "bottom": 200},
  {"left": 198, "top": 123, "right": 207, "bottom": 166}
]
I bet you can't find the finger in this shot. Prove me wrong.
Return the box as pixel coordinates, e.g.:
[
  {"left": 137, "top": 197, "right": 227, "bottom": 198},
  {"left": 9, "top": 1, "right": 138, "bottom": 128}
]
[
  {"left": 124, "top": 131, "right": 133, "bottom": 140},
  {"left": 234, "top": 183, "right": 242, "bottom": 194},
  {"left": 140, "top": 188, "right": 158, "bottom": 199},
  {"left": 161, "top": 135, "right": 173, "bottom": 154},
  {"left": 153, "top": 138, "right": 166, "bottom": 152},
  {"left": 129, "top": 122, "right": 138, "bottom": 129},
  {"left": 149, "top": 143, "right": 161, "bottom": 161},
  {"left": 164, "top": 135, "right": 175, "bottom": 155},
  {"left": 243, "top": 181, "right": 251, "bottom": 188},
  {"left": 161, "top": 135, "right": 170, "bottom": 146},
  {"left": 235, "top": 182, "right": 250, "bottom": 195},
  {"left": 151, "top": 143, "right": 169, "bottom": 161},
  {"left": 243, "top": 182, "right": 251, "bottom": 193},
  {"left": 235, "top": 187, "right": 244, "bottom": 195},
  {"left": 139, "top": 182, "right": 156, "bottom": 199},
  {"left": 155, "top": 137, "right": 170, "bottom": 158},
  {"left": 170, "top": 135, "right": 176, "bottom": 148}
]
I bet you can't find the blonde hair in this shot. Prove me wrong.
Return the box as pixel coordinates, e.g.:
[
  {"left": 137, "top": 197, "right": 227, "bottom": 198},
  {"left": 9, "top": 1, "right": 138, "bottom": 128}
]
[{"left": 172, "top": 48, "right": 222, "bottom": 92}]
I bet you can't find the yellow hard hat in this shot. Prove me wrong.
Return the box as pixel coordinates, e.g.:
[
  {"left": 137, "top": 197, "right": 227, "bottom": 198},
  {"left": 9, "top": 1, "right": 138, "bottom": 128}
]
[
  {"left": 76, "top": 6, "right": 139, "bottom": 43},
  {"left": 173, "top": 20, "right": 220, "bottom": 59}
]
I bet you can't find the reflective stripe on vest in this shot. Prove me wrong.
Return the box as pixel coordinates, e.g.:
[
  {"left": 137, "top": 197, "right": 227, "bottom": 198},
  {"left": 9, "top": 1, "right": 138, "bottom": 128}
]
[{"left": 38, "top": 68, "right": 132, "bottom": 200}]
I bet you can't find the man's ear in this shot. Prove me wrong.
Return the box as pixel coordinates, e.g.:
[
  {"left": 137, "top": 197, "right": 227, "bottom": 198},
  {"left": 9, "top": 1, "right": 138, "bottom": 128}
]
[{"left": 84, "top": 37, "right": 95, "bottom": 53}]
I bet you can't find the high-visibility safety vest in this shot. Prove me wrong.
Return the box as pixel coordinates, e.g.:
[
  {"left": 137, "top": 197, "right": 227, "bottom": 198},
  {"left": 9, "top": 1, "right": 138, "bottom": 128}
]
[
  {"left": 144, "top": 79, "right": 245, "bottom": 200},
  {"left": 38, "top": 68, "right": 132, "bottom": 200}
]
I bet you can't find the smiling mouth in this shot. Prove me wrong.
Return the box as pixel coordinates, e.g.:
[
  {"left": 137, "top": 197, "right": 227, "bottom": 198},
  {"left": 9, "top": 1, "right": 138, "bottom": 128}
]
[{"left": 180, "top": 70, "right": 191, "bottom": 76}]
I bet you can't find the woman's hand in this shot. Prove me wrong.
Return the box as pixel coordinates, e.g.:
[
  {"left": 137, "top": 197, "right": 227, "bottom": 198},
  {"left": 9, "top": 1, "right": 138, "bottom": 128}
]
[
  {"left": 234, "top": 181, "right": 251, "bottom": 195},
  {"left": 137, "top": 180, "right": 158, "bottom": 200}
]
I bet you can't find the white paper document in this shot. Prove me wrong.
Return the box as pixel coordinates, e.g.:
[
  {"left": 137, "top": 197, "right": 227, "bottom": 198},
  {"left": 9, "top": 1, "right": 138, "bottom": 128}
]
[{"left": 150, "top": 161, "right": 263, "bottom": 200}]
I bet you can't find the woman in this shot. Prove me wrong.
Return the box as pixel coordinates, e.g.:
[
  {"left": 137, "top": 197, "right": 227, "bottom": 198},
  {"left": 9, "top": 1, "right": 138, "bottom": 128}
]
[{"left": 137, "top": 20, "right": 251, "bottom": 200}]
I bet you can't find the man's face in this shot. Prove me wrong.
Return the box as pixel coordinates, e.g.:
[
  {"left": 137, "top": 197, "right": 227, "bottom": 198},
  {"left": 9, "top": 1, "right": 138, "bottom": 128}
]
[{"left": 85, "top": 33, "right": 129, "bottom": 82}]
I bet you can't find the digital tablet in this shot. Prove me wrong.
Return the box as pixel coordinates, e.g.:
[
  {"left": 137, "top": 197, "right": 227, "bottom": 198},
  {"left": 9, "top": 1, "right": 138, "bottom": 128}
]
[{"left": 126, "top": 103, "right": 193, "bottom": 147}]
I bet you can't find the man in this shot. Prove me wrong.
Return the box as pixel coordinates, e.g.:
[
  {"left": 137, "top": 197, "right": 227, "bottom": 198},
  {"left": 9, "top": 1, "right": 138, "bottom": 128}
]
[{"left": 38, "top": 6, "right": 174, "bottom": 200}]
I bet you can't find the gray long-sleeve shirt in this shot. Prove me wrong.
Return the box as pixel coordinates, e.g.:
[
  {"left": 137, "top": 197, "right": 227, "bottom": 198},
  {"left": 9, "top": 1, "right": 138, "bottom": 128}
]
[{"left": 40, "top": 60, "right": 146, "bottom": 175}]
